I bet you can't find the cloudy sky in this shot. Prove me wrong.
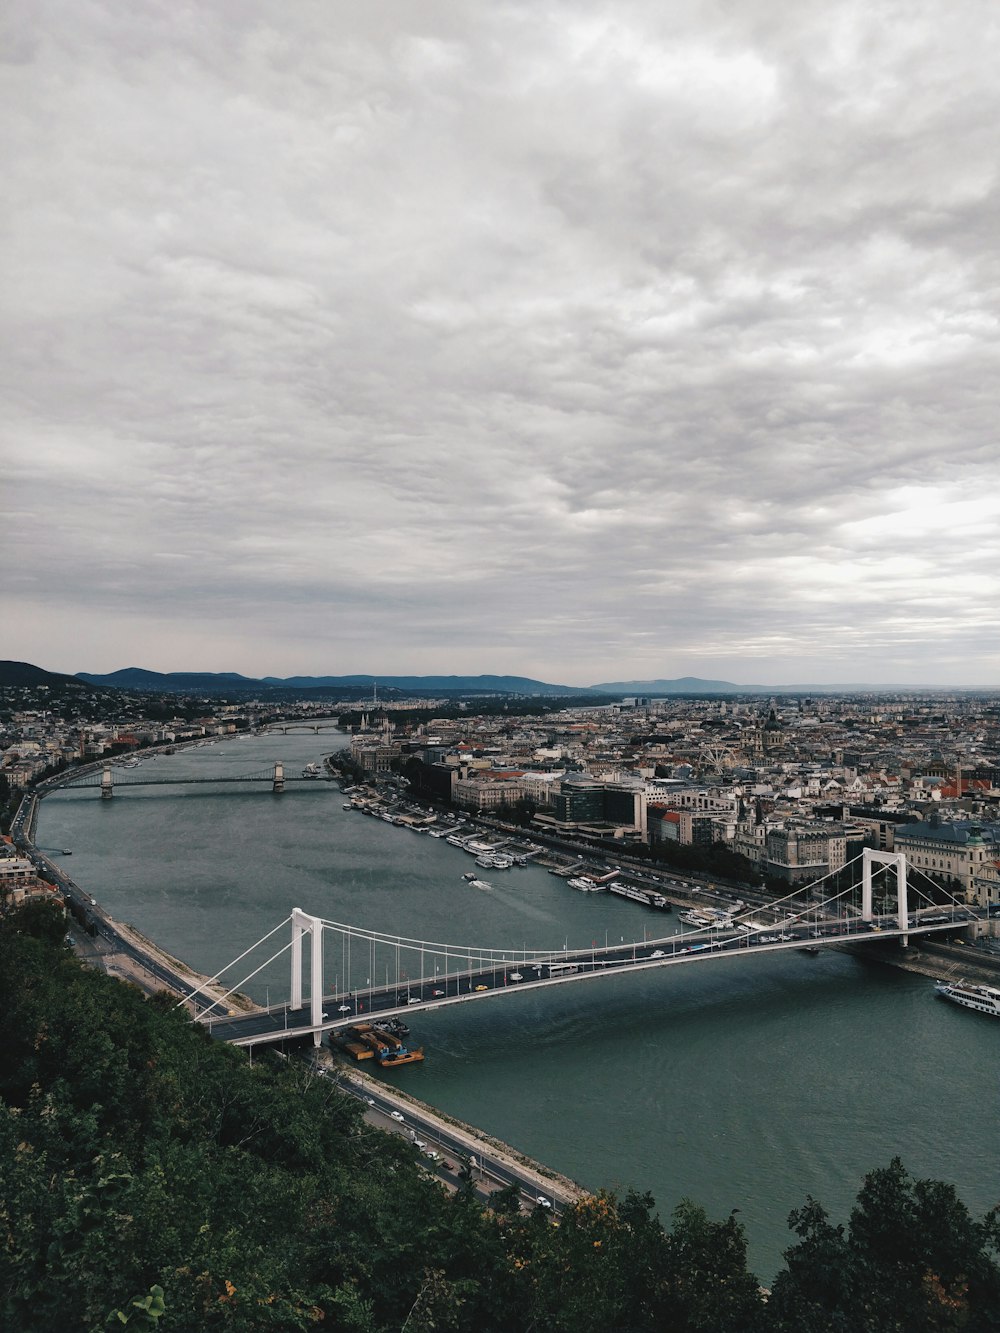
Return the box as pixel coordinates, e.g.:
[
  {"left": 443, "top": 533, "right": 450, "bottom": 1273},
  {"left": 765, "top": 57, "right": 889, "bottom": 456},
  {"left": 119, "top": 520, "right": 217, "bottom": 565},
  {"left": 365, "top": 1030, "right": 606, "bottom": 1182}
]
[{"left": 5, "top": 1, "right": 999, "bottom": 687}]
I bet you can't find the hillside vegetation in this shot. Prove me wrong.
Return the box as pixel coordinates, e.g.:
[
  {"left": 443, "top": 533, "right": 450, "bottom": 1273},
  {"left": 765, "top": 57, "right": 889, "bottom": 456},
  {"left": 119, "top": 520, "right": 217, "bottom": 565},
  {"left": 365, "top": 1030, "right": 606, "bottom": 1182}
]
[{"left": 1, "top": 902, "right": 998, "bottom": 1332}]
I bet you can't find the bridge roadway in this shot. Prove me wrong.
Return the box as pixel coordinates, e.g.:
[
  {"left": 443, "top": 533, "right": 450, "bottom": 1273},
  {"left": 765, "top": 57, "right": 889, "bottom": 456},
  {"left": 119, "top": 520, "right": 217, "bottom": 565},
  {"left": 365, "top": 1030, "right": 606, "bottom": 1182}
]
[
  {"left": 264, "top": 721, "right": 344, "bottom": 734},
  {"left": 210, "top": 910, "right": 982, "bottom": 1047},
  {"left": 59, "top": 771, "right": 328, "bottom": 789}
]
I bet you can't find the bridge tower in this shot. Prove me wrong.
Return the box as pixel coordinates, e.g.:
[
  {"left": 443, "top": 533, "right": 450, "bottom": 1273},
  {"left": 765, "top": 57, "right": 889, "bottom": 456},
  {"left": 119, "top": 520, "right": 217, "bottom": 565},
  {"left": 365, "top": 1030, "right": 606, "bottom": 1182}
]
[
  {"left": 100, "top": 766, "right": 113, "bottom": 800},
  {"left": 290, "top": 908, "right": 325, "bottom": 1045},
  {"left": 272, "top": 761, "right": 284, "bottom": 793},
  {"left": 861, "top": 849, "right": 909, "bottom": 944}
]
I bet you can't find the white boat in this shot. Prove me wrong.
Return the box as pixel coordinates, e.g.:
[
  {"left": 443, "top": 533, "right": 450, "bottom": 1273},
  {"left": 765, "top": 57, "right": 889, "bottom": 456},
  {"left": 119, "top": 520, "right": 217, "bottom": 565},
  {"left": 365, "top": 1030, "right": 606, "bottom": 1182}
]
[
  {"left": 934, "top": 980, "right": 1000, "bottom": 1017},
  {"left": 567, "top": 877, "right": 602, "bottom": 892},
  {"left": 608, "top": 882, "right": 670, "bottom": 909},
  {"left": 302, "top": 762, "right": 322, "bottom": 778},
  {"left": 469, "top": 878, "right": 493, "bottom": 891},
  {"left": 678, "top": 910, "right": 713, "bottom": 926}
]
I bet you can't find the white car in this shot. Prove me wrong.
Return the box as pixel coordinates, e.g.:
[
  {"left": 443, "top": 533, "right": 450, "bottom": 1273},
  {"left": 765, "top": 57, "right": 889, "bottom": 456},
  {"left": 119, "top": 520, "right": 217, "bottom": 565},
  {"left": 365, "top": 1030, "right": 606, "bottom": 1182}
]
[
  {"left": 509, "top": 972, "right": 524, "bottom": 981},
  {"left": 535, "top": 1196, "right": 552, "bottom": 1209},
  {"left": 650, "top": 950, "right": 666, "bottom": 958},
  {"left": 389, "top": 1111, "right": 405, "bottom": 1123}
]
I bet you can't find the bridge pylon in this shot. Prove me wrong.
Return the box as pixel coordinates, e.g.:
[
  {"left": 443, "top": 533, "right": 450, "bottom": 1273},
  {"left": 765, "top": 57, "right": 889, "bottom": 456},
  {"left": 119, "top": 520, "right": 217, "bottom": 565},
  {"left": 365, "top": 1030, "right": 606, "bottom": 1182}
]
[
  {"left": 290, "top": 908, "right": 325, "bottom": 1045},
  {"left": 272, "top": 762, "right": 284, "bottom": 793},
  {"left": 861, "top": 849, "right": 909, "bottom": 944},
  {"left": 100, "top": 766, "right": 113, "bottom": 800}
]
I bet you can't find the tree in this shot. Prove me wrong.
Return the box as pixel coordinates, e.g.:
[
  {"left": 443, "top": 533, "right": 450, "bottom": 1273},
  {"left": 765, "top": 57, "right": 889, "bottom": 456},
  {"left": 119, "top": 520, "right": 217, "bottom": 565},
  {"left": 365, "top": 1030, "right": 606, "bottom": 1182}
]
[{"left": 767, "top": 1160, "right": 1000, "bottom": 1333}]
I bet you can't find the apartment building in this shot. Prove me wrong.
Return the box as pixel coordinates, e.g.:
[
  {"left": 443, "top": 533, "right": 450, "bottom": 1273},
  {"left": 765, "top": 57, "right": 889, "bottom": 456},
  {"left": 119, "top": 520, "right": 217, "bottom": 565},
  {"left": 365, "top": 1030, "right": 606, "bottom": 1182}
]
[{"left": 893, "top": 817, "right": 1000, "bottom": 904}]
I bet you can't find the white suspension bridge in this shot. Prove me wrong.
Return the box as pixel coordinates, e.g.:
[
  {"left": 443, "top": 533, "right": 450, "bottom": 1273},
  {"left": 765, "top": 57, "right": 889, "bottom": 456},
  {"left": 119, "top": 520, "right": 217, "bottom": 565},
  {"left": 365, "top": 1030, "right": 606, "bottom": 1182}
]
[{"left": 186, "top": 850, "right": 987, "bottom": 1050}]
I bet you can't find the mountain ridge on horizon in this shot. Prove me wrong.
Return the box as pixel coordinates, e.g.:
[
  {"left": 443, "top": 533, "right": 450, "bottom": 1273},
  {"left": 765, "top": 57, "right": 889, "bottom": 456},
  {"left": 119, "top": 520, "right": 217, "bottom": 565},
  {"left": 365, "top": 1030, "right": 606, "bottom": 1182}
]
[
  {"left": 1, "top": 661, "right": 976, "bottom": 696},
  {"left": 74, "top": 667, "right": 748, "bottom": 694}
]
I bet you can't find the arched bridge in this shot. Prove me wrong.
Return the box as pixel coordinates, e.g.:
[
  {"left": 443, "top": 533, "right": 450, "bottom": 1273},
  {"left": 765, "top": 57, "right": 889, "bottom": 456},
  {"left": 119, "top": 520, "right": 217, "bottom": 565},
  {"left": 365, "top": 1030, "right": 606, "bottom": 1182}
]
[
  {"left": 262, "top": 718, "right": 345, "bottom": 734},
  {"left": 188, "top": 852, "right": 989, "bottom": 1050}
]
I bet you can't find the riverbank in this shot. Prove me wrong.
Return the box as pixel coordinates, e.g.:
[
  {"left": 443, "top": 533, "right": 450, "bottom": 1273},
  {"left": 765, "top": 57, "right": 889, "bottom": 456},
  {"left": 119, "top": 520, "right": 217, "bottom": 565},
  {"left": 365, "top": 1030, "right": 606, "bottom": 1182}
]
[
  {"left": 312, "top": 1048, "right": 586, "bottom": 1209},
  {"left": 841, "top": 936, "right": 1000, "bottom": 986}
]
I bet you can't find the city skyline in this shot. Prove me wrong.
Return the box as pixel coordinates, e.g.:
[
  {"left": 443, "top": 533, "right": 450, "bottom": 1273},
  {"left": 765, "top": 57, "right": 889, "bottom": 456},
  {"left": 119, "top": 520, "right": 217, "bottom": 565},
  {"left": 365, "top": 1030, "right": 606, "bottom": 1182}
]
[{"left": 5, "top": 2, "right": 999, "bottom": 687}]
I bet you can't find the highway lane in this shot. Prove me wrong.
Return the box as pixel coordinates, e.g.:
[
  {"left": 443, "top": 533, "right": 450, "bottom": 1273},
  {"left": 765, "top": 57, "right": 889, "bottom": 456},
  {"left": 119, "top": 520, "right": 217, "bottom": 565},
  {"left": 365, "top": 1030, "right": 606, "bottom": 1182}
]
[{"left": 312, "top": 1064, "right": 568, "bottom": 1214}]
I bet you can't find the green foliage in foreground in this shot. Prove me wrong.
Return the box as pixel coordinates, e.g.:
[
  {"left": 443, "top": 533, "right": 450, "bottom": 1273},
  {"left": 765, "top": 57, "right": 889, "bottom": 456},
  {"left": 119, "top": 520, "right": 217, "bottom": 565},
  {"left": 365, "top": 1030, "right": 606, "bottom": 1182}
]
[{"left": 1, "top": 904, "right": 999, "bottom": 1332}]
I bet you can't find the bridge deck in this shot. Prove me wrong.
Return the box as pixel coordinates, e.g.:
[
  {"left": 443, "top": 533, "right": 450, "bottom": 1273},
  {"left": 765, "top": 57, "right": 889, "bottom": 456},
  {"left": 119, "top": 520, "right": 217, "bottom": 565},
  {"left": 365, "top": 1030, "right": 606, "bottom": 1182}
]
[
  {"left": 60, "top": 773, "right": 326, "bottom": 788},
  {"left": 209, "top": 915, "right": 977, "bottom": 1047}
]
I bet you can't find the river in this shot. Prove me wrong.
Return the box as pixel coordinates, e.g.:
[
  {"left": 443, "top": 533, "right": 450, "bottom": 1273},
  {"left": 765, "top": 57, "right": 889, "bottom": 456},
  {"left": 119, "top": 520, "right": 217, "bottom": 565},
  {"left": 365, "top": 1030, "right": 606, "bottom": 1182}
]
[{"left": 36, "top": 730, "right": 998, "bottom": 1280}]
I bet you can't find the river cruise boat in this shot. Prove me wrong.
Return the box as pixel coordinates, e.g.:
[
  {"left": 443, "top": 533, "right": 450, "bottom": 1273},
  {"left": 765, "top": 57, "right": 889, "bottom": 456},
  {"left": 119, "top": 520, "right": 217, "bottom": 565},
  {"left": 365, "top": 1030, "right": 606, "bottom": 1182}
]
[
  {"left": 608, "top": 882, "right": 670, "bottom": 910},
  {"left": 934, "top": 980, "right": 1000, "bottom": 1017}
]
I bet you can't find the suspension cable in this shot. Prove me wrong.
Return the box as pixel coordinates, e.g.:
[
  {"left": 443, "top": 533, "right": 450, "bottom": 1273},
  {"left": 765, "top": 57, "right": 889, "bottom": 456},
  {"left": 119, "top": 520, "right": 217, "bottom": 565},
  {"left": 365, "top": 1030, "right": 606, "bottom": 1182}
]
[
  {"left": 197, "top": 939, "right": 295, "bottom": 1019},
  {"left": 173, "top": 913, "right": 292, "bottom": 1009}
]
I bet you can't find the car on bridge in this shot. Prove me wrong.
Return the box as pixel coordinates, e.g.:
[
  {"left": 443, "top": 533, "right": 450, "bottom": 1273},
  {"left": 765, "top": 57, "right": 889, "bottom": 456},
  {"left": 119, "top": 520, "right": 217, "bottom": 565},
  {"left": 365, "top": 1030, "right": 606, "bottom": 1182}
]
[{"left": 474, "top": 984, "right": 489, "bottom": 991}]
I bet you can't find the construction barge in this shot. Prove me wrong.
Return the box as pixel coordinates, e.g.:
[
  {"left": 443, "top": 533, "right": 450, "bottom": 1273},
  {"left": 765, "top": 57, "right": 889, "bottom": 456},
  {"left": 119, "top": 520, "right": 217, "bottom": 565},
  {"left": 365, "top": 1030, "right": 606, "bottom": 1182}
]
[{"left": 331, "top": 1020, "right": 425, "bottom": 1068}]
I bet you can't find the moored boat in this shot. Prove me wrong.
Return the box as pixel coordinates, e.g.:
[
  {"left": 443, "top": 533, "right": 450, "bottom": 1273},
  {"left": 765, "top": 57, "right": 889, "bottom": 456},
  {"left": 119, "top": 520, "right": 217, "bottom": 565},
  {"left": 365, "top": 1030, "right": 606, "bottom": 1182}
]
[
  {"left": 608, "top": 882, "right": 669, "bottom": 909},
  {"left": 934, "top": 980, "right": 1000, "bottom": 1017},
  {"left": 678, "top": 909, "right": 713, "bottom": 926},
  {"left": 377, "top": 1045, "right": 425, "bottom": 1066}
]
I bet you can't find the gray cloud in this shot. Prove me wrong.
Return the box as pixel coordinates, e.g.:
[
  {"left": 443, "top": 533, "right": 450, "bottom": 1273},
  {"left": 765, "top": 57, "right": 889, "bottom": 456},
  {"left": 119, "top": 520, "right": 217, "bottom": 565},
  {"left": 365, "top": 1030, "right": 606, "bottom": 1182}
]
[{"left": 4, "top": 0, "right": 999, "bottom": 685}]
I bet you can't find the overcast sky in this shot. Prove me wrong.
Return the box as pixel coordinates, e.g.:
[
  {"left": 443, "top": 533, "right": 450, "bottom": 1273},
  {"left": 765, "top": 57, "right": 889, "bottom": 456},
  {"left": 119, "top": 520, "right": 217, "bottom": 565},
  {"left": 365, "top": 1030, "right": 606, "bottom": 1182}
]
[{"left": 5, "top": 1, "right": 999, "bottom": 688}]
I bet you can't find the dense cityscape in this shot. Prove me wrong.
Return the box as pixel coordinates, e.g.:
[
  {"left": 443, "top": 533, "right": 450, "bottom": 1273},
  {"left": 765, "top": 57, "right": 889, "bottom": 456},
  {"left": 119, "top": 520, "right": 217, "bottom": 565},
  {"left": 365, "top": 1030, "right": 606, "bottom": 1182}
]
[{"left": 5, "top": 664, "right": 1000, "bottom": 914}]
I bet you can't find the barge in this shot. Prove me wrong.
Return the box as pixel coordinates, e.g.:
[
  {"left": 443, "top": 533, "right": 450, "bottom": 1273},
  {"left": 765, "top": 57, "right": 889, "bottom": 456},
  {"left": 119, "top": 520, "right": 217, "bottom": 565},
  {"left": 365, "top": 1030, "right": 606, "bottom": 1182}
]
[{"left": 331, "top": 1022, "right": 426, "bottom": 1066}]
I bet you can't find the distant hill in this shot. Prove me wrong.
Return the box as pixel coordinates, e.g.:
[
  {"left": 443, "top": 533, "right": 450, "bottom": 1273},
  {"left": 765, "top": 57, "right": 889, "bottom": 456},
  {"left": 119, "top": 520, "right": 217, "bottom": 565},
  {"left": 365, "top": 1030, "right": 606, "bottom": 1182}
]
[
  {"left": 264, "top": 673, "right": 590, "bottom": 695},
  {"left": 76, "top": 668, "right": 261, "bottom": 692},
  {"left": 15, "top": 662, "right": 960, "bottom": 698},
  {"left": 0, "top": 660, "right": 90, "bottom": 689},
  {"left": 74, "top": 668, "right": 594, "bottom": 697},
  {"left": 589, "top": 676, "right": 742, "bottom": 694}
]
